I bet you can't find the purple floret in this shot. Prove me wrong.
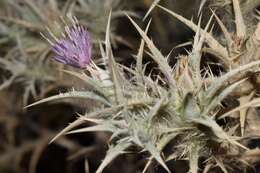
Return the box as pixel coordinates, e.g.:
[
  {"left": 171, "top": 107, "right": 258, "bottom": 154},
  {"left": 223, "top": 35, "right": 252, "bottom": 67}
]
[{"left": 52, "top": 24, "right": 92, "bottom": 69}]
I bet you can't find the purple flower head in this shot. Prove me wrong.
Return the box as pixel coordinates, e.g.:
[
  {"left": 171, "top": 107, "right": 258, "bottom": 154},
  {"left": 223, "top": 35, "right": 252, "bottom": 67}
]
[{"left": 47, "top": 19, "right": 92, "bottom": 69}]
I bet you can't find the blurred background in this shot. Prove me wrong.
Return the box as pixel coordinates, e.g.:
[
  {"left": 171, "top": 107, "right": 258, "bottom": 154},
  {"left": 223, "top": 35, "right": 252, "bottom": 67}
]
[{"left": 0, "top": 0, "right": 259, "bottom": 173}]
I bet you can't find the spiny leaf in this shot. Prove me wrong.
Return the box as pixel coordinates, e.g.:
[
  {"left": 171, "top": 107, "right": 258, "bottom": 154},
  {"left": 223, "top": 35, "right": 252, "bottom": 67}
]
[
  {"left": 119, "top": 64, "right": 166, "bottom": 95},
  {"left": 206, "top": 60, "right": 260, "bottom": 100},
  {"left": 136, "top": 19, "right": 152, "bottom": 84},
  {"left": 106, "top": 10, "right": 125, "bottom": 104},
  {"left": 192, "top": 15, "right": 202, "bottom": 52},
  {"left": 232, "top": 0, "right": 246, "bottom": 38},
  {"left": 127, "top": 14, "right": 176, "bottom": 89},
  {"left": 202, "top": 78, "right": 246, "bottom": 115},
  {"left": 147, "top": 97, "right": 167, "bottom": 122},
  {"left": 109, "top": 129, "right": 128, "bottom": 142},
  {"left": 193, "top": 11, "right": 214, "bottom": 54},
  {"left": 144, "top": 142, "right": 170, "bottom": 173},
  {"left": 105, "top": 10, "right": 113, "bottom": 65},
  {"left": 238, "top": 92, "right": 254, "bottom": 136},
  {"left": 110, "top": 63, "right": 125, "bottom": 104},
  {"left": 25, "top": 90, "right": 111, "bottom": 108},
  {"left": 157, "top": 133, "right": 178, "bottom": 151},
  {"left": 158, "top": 5, "right": 229, "bottom": 63},
  {"left": 50, "top": 106, "right": 123, "bottom": 143},
  {"left": 191, "top": 117, "right": 248, "bottom": 150},
  {"left": 67, "top": 123, "right": 118, "bottom": 134},
  {"left": 189, "top": 15, "right": 203, "bottom": 78},
  {"left": 219, "top": 97, "right": 260, "bottom": 119},
  {"left": 96, "top": 142, "right": 131, "bottom": 173},
  {"left": 62, "top": 70, "right": 107, "bottom": 97},
  {"left": 211, "top": 9, "right": 233, "bottom": 49}
]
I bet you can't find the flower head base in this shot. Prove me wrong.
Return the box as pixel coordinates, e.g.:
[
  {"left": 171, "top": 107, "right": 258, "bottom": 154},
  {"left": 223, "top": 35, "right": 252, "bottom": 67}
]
[{"left": 43, "top": 18, "right": 92, "bottom": 69}]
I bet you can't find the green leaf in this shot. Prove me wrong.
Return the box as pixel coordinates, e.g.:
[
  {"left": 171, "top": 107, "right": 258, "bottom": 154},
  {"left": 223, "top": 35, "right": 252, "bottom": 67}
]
[
  {"left": 144, "top": 142, "right": 170, "bottom": 173},
  {"left": 206, "top": 60, "right": 260, "bottom": 100},
  {"left": 232, "top": 0, "right": 246, "bottom": 38},
  {"left": 157, "top": 5, "right": 229, "bottom": 64},
  {"left": 49, "top": 106, "right": 123, "bottom": 143},
  {"left": 67, "top": 118, "right": 125, "bottom": 135},
  {"left": 105, "top": 10, "right": 125, "bottom": 104},
  {"left": 211, "top": 10, "right": 233, "bottom": 49},
  {"left": 136, "top": 19, "right": 152, "bottom": 84},
  {"left": 62, "top": 70, "right": 108, "bottom": 97},
  {"left": 96, "top": 142, "right": 131, "bottom": 173},
  {"left": 202, "top": 79, "right": 246, "bottom": 115},
  {"left": 191, "top": 117, "right": 248, "bottom": 150},
  {"left": 219, "top": 96, "right": 260, "bottom": 119},
  {"left": 25, "top": 90, "right": 111, "bottom": 108},
  {"left": 147, "top": 97, "right": 167, "bottom": 122},
  {"left": 67, "top": 123, "right": 117, "bottom": 134},
  {"left": 157, "top": 133, "right": 177, "bottom": 151},
  {"left": 126, "top": 14, "right": 176, "bottom": 89},
  {"left": 190, "top": 13, "right": 213, "bottom": 80}
]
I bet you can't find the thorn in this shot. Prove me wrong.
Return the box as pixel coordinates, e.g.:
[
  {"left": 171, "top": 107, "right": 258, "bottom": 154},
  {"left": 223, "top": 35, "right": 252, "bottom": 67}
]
[
  {"left": 211, "top": 9, "right": 233, "bottom": 48},
  {"left": 198, "top": 0, "right": 207, "bottom": 16},
  {"left": 143, "top": 0, "right": 161, "bottom": 21},
  {"left": 232, "top": 0, "right": 246, "bottom": 38},
  {"left": 157, "top": 5, "right": 229, "bottom": 60}
]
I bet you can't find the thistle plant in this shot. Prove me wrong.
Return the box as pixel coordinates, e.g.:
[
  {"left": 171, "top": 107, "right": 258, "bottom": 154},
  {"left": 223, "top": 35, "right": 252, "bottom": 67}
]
[
  {"left": 26, "top": 0, "right": 260, "bottom": 170},
  {"left": 156, "top": 0, "right": 260, "bottom": 137}
]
